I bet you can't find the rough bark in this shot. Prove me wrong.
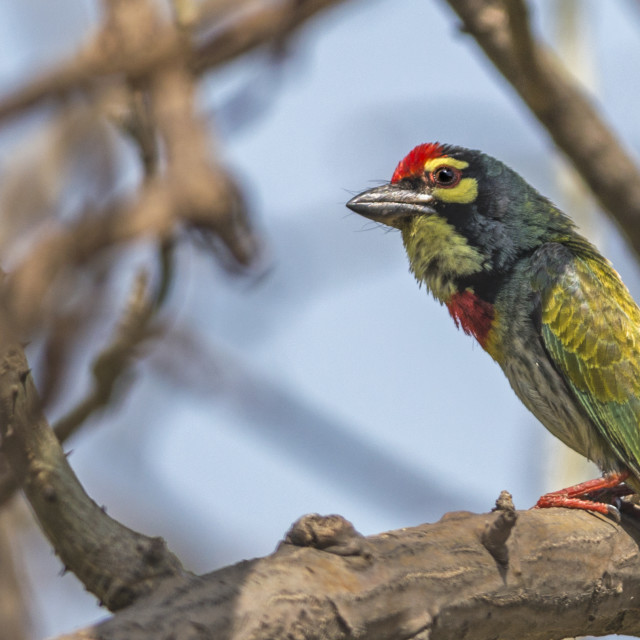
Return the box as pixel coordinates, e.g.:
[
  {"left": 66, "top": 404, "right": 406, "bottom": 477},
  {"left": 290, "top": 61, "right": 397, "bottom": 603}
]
[
  {"left": 0, "top": 338, "right": 185, "bottom": 612},
  {"left": 54, "top": 508, "right": 640, "bottom": 640}
]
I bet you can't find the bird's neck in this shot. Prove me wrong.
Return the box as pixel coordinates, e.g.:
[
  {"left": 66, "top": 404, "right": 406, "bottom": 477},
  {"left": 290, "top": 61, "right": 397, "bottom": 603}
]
[
  {"left": 401, "top": 215, "right": 487, "bottom": 301},
  {"left": 400, "top": 215, "right": 501, "bottom": 356}
]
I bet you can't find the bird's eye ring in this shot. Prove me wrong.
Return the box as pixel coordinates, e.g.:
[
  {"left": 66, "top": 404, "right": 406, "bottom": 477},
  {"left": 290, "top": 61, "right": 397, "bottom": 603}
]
[{"left": 431, "top": 165, "right": 461, "bottom": 188}]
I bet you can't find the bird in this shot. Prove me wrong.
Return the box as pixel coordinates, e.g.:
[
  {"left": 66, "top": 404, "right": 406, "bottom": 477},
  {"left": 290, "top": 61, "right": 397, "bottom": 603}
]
[{"left": 346, "top": 142, "right": 640, "bottom": 518}]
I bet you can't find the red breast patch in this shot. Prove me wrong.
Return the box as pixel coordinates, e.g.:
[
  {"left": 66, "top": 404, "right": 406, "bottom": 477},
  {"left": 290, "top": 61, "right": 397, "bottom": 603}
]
[{"left": 446, "top": 290, "right": 495, "bottom": 348}]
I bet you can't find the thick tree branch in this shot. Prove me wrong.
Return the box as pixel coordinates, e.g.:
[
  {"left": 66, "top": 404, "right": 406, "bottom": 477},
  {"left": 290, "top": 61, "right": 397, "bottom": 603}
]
[
  {"left": 52, "top": 507, "right": 640, "bottom": 640},
  {"left": 445, "top": 0, "right": 640, "bottom": 256},
  {"left": 0, "top": 338, "right": 186, "bottom": 611}
]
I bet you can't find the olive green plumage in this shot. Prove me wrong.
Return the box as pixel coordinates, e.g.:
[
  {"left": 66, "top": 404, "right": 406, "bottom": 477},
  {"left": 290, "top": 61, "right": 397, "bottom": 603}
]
[
  {"left": 347, "top": 143, "right": 640, "bottom": 493},
  {"left": 536, "top": 246, "right": 640, "bottom": 480}
]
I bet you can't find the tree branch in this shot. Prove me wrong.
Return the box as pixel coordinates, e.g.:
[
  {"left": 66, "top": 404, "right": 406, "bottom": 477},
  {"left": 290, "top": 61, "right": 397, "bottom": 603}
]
[
  {"left": 192, "top": 0, "right": 356, "bottom": 71},
  {"left": 0, "top": 263, "right": 168, "bottom": 507},
  {"left": 52, "top": 263, "right": 167, "bottom": 443},
  {"left": 0, "top": 0, "right": 353, "bottom": 125},
  {"left": 0, "top": 337, "right": 185, "bottom": 611},
  {"left": 52, "top": 507, "right": 640, "bottom": 640},
  {"left": 0, "top": 507, "right": 29, "bottom": 640},
  {"left": 445, "top": 0, "right": 640, "bottom": 256}
]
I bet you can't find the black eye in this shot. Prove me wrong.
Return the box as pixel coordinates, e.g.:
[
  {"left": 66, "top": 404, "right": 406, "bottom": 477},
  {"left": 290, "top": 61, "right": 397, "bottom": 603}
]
[{"left": 432, "top": 166, "right": 461, "bottom": 188}]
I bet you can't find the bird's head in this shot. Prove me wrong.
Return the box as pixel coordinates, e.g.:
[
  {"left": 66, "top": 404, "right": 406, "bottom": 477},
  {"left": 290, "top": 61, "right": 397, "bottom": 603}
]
[{"left": 346, "top": 142, "right": 574, "bottom": 304}]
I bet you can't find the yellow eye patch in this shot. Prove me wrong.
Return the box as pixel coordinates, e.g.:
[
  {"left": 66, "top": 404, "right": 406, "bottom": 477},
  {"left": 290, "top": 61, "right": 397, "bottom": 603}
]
[
  {"left": 434, "top": 177, "right": 478, "bottom": 203},
  {"left": 422, "top": 157, "right": 478, "bottom": 204}
]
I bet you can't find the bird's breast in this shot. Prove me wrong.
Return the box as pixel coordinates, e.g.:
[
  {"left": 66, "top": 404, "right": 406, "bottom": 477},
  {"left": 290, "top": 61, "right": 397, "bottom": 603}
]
[{"left": 446, "top": 290, "right": 499, "bottom": 357}]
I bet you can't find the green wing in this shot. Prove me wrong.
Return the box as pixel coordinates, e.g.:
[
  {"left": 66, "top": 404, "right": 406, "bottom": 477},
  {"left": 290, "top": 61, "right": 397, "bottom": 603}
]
[{"left": 536, "top": 247, "right": 640, "bottom": 475}]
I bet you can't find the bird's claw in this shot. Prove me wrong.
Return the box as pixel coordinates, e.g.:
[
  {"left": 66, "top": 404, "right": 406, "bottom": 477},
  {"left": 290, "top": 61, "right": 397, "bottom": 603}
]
[{"left": 607, "top": 502, "right": 621, "bottom": 523}]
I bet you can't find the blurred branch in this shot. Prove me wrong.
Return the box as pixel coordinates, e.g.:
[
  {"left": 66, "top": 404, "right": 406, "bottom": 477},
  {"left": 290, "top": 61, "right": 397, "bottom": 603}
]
[
  {"left": 501, "top": 0, "right": 537, "bottom": 74},
  {"left": 121, "top": 88, "right": 160, "bottom": 178},
  {"left": 0, "top": 336, "right": 186, "bottom": 612},
  {"left": 0, "top": 0, "right": 354, "bottom": 125},
  {"left": 192, "top": 0, "right": 356, "bottom": 70},
  {"left": 0, "top": 0, "right": 343, "bottom": 313},
  {"left": 0, "top": 0, "right": 353, "bottom": 632},
  {"left": 445, "top": 0, "right": 640, "bottom": 256},
  {"left": 53, "top": 263, "right": 167, "bottom": 442},
  {"left": 1, "top": 0, "right": 261, "bottom": 337},
  {"left": 4, "top": 115, "right": 249, "bottom": 336},
  {"left": 0, "top": 508, "right": 29, "bottom": 640},
  {"left": 53, "top": 507, "right": 640, "bottom": 640},
  {"left": 0, "top": 247, "right": 172, "bottom": 506}
]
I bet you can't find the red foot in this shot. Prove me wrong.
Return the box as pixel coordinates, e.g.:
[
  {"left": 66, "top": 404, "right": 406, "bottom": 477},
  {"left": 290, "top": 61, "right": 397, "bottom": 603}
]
[{"left": 534, "top": 471, "right": 631, "bottom": 517}]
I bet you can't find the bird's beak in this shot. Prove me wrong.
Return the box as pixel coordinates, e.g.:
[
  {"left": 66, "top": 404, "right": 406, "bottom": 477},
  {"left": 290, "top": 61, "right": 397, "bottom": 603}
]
[{"left": 346, "top": 184, "right": 435, "bottom": 227}]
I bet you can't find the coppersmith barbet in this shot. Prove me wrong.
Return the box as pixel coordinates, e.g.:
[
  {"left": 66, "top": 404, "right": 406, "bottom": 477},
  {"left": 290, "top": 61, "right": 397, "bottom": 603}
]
[{"left": 346, "top": 142, "right": 640, "bottom": 516}]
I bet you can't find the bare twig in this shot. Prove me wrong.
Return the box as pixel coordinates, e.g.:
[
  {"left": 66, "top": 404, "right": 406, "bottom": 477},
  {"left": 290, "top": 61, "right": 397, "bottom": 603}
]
[
  {"left": 0, "top": 0, "right": 261, "bottom": 337},
  {"left": 52, "top": 267, "right": 161, "bottom": 443}
]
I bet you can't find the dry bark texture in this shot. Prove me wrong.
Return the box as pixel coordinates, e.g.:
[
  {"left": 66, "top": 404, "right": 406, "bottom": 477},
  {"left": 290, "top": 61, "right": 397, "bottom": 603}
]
[
  {"left": 0, "top": 340, "right": 186, "bottom": 611},
  {"left": 56, "top": 508, "right": 640, "bottom": 640}
]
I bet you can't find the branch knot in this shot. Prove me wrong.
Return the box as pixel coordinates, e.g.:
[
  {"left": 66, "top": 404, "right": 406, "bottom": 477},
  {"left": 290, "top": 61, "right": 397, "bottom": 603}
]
[
  {"left": 283, "top": 513, "right": 371, "bottom": 558},
  {"left": 481, "top": 490, "right": 517, "bottom": 567}
]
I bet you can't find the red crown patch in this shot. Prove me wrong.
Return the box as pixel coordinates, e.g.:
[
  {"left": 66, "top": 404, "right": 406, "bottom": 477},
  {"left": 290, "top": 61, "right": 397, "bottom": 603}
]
[{"left": 391, "top": 142, "right": 445, "bottom": 183}]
